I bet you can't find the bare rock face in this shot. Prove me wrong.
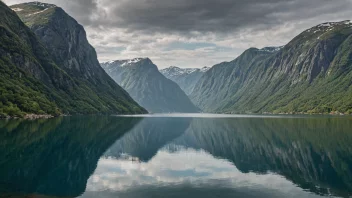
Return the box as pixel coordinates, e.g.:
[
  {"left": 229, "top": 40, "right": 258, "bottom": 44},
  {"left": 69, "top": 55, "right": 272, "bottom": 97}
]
[{"left": 16, "top": 3, "right": 103, "bottom": 80}]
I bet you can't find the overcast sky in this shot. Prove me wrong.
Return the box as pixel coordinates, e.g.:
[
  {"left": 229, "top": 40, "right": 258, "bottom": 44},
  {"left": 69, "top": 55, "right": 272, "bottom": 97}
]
[{"left": 4, "top": 0, "right": 352, "bottom": 68}]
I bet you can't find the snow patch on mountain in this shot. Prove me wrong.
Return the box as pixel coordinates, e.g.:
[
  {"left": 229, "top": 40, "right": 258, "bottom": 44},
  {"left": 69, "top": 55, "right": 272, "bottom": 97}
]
[
  {"left": 305, "top": 20, "right": 352, "bottom": 34},
  {"left": 200, "top": 66, "right": 211, "bottom": 72},
  {"left": 121, "top": 58, "right": 143, "bottom": 66},
  {"left": 258, "top": 46, "right": 284, "bottom": 53},
  {"left": 26, "top": 8, "right": 49, "bottom": 16},
  {"left": 26, "top": 1, "right": 57, "bottom": 8},
  {"left": 11, "top": 8, "right": 23, "bottom": 12}
]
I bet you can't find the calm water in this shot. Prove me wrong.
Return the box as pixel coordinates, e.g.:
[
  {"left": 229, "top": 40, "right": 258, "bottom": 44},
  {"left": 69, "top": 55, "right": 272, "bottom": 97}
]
[{"left": 1, "top": 115, "right": 352, "bottom": 198}]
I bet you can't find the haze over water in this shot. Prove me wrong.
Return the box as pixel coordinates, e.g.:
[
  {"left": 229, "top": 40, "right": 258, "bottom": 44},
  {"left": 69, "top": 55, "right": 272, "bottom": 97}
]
[{"left": 1, "top": 114, "right": 352, "bottom": 198}]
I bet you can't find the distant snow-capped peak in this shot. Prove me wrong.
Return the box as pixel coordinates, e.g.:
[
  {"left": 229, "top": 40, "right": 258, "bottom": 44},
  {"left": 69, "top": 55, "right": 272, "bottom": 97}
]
[
  {"left": 101, "top": 58, "right": 145, "bottom": 67},
  {"left": 200, "top": 66, "right": 211, "bottom": 72},
  {"left": 120, "top": 58, "right": 144, "bottom": 66},
  {"left": 161, "top": 66, "right": 210, "bottom": 77}
]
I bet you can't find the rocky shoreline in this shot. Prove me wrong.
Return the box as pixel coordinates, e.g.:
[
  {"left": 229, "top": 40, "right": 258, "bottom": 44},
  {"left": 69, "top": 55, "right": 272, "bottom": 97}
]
[
  {"left": 0, "top": 114, "right": 54, "bottom": 120},
  {"left": 23, "top": 114, "right": 54, "bottom": 120}
]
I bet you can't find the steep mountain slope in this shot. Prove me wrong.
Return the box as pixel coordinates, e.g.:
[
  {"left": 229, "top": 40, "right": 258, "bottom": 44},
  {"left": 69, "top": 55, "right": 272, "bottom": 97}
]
[
  {"left": 101, "top": 58, "right": 199, "bottom": 113},
  {"left": 0, "top": 1, "right": 65, "bottom": 117},
  {"left": 4, "top": 2, "right": 146, "bottom": 116},
  {"left": 160, "top": 66, "right": 210, "bottom": 95},
  {"left": 191, "top": 47, "right": 277, "bottom": 112},
  {"left": 191, "top": 21, "right": 352, "bottom": 114}
]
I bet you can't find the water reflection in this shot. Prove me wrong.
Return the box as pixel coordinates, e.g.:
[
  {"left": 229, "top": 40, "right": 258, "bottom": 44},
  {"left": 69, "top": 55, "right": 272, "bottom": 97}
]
[
  {"left": 0, "top": 116, "right": 141, "bottom": 197},
  {"left": 174, "top": 118, "right": 352, "bottom": 197},
  {"left": 0, "top": 115, "right": 352, "bottom": 198},
  {"left": 104, "top": 117, "right": 191, "bottom": 162}
]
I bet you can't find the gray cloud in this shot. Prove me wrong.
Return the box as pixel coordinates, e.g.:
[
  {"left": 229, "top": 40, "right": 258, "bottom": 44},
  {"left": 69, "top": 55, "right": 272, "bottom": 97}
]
[
  {"left": 6, "top": 0, "right": 99, "bottom": 25},
  {"left": 8, "top": 0, "right": 351, "bottom": 34},
  {"left": 4, "top": 0, "right": 352, "bottom": 68},
  {"left": 84, "top": 0, "right": 352, "bottom": 34}
]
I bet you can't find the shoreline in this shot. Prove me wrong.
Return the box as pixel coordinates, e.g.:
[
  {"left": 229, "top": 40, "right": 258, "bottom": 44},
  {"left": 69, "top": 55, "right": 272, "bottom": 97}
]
[
  {"left": 0, "top": 114, "right": 55, "bottom": 120},
  {"left": 1, "top": 112, "right": 351, "bottom": 120}
]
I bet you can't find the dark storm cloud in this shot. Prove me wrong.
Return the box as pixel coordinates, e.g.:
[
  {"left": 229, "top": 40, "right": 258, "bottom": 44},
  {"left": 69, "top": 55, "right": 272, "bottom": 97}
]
[
  {"left": 55, "top": 0, "right": 100, "bottom": 25},
  {"left": 89, "top": 0, "right": 352, "bottom": 33},
  {"left": 6, "top": 0, "right": 101, "bottom": 25}
]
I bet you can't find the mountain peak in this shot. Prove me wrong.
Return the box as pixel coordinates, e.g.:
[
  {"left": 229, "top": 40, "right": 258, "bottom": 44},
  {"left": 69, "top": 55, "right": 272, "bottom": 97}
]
[
  {"left": 101, "top": 58, "right": 152, "bottom": 68},
  {"left": 11, "top": 1, "right": 57, "bottom": 12},
  {"left": 169, "top": 66, "right": 181, "bottom": 69},
  {"left": 120, "top": 58, "right": 144, "bottom": 66},
  {"left": 160, "top": 66, "right": 211, "bottom": 95},
  {"left": 201, "top": 66, "right": 210, "bottom": 72},
  {"left": 303, "top": 20, "right": 352, "bottom": 35},
  {"left": 10, "top": 2, "right": 62, "bottom": 26},
  {"left": 161, "top": 66, "right": 210, "bottom": 77}
]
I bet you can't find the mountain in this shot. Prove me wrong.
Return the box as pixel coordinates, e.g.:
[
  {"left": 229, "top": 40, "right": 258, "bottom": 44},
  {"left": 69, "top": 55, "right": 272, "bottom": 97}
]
[
  {"left": 160, "top": 66, "right": 210, "bottom": 95},
  {"left": 101, "top": 58, "right": 199, "bottom": 113},
  {"left": 0, "top": 1, "right": 146, "bottom": 117},
  {"left": 191, "top": 21, "right": 352, "bottom": 114}
]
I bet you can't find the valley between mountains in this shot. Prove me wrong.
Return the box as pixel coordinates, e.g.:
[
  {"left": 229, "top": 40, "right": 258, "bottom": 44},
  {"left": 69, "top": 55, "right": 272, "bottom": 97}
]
[{"left": 0, "top": 1, "right": 351, "bottom": 117}]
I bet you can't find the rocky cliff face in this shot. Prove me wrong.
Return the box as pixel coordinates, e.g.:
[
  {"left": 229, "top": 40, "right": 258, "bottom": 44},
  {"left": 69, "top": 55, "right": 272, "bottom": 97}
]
[
  {"left": 101, "top": 58, "right": 200, "bottom": 113},
  {"left": 160, "top": 66, "right": 210, "bottom": 95},
  {"left": 7, "top": 2, "right": 146, "bottom": 115},
  {"left": 14, "top": 2, "right": 104, "bottom": 79},
  {"left": 191, "top": 21, "right": 352, "bottom": 114}
]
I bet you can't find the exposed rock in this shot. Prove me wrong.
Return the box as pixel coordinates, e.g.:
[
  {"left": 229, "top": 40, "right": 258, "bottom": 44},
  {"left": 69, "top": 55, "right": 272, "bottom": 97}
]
[{"left": 23, "top": 114, "right": 54, "bottom": 119}]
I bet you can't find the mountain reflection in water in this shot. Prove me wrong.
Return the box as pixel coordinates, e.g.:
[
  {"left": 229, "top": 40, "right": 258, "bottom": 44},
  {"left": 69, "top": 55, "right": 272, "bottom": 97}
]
[{"left": 0, "top": 115, "right": 351, "bottom": 198}]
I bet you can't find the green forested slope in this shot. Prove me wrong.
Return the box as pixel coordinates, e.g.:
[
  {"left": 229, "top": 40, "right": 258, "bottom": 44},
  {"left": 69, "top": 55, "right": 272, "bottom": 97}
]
[
  {"left": 0, "top": 1, "right": 146, "bottom": 117},
  {"left": 191, "top": 21, "right": 352, "bottom": 114}
]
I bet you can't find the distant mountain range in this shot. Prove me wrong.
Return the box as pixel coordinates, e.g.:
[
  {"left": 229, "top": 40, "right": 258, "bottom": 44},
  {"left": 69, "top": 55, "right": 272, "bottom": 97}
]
[
  {"left": 101, "top": 58, "right": 199, "bottom": 113},
  {"left": 160, "top": 66, "right": 210, "bottom": 95},
  {"left": 0, "top": 1, "right": 146, "bottom": 118}
]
